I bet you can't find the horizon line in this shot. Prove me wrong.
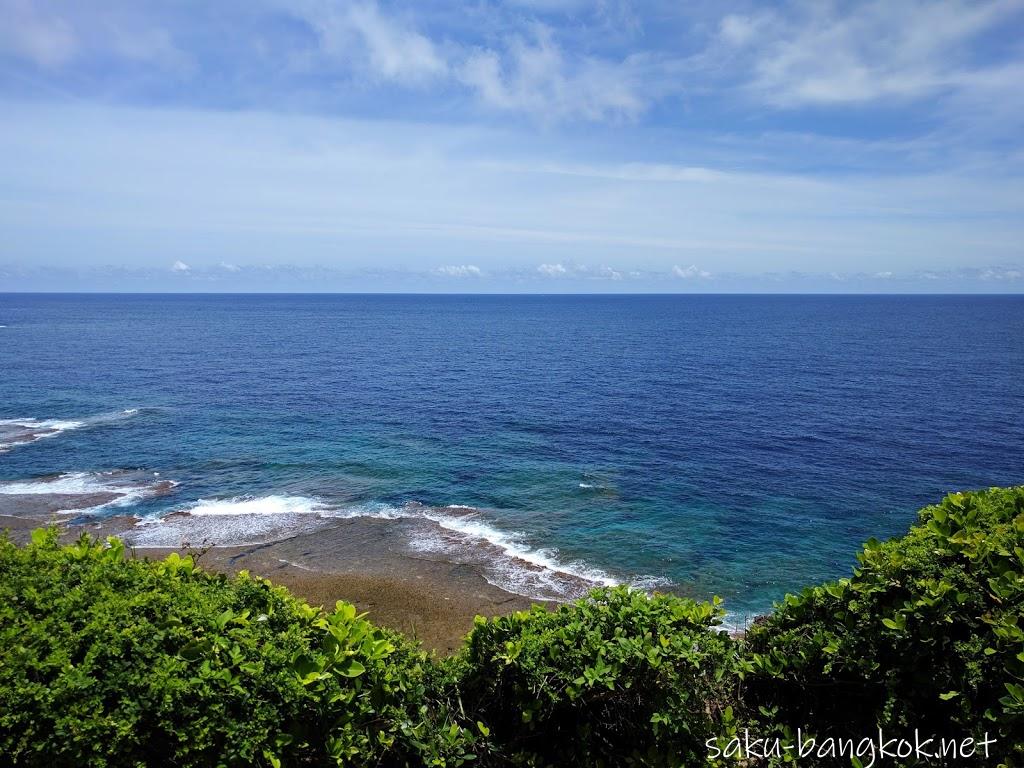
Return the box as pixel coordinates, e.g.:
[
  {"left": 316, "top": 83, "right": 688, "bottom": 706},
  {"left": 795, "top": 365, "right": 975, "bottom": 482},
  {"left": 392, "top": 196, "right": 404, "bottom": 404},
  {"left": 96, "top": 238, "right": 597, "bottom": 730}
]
[{"left": 2, "top": 291, "right": 1024, "bottom": 298}]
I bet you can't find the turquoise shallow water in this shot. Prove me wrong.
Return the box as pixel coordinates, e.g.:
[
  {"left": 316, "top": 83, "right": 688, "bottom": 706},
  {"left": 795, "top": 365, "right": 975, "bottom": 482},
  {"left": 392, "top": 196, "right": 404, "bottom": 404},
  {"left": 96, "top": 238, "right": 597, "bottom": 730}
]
[{"left": 1, "top": 294, "right": 1022, "bottom": 618}]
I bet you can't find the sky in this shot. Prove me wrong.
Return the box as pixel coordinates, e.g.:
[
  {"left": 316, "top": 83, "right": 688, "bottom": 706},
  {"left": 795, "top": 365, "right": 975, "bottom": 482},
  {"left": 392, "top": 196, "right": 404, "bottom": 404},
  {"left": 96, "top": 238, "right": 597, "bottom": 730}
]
[{"left": 1, "top": 0, "right": 1023, "bottom": 292}]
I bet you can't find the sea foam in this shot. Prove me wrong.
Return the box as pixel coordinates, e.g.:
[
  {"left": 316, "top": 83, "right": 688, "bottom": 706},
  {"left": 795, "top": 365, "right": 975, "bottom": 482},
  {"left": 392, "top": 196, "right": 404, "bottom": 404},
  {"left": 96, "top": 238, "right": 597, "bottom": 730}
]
[
  {"left": 324, "top": 500, "right": 620, "bottom": 595},
  {"left": 121, "top": 492, "right": 670, "bottom": 603},
  {"left": 126, "top": 495, "right": 335, "bottom": 548},
  {"left": 0, "top": 471, "right": 175, "bottom": 514},
  {"left": 187, "top": 495, "right": 330, "bottom": 517},
  {"left": 325, "top": 501, "right": 662, "bottom": 601},
  {"left": 0, "top": 409, "right": 139, "bottom": 453}
]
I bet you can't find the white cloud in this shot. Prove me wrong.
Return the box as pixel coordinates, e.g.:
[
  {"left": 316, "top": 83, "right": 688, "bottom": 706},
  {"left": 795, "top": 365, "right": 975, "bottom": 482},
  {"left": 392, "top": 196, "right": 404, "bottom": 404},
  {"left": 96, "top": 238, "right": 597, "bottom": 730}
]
[
  {"left": 720, "top": 1, "right": 1024, "bottom": 107},
  {"left": 980, "top": 266, "right": 1023, "bottom": 280},
  {"left": 874, "top": 271, "right": 894, "bottom": 278},
  {"left": 104, "top": 22, "right": 191, "bottom": 74},
  {"left": 277, "top": 1, "right": 658, "bottom": 120},
  {"left": 0, "top": 0, "right": 77, "bottom": 68},
  {"left": 346, "top": 3, "right": 446, "bottom": 82},
  {"left": 673, "top": 264, "right": 711, "bottom": 279},
  {"left": 219, "top": 261, "right": 241, "bottom": 272},
  {"left": 537, "top": 262, "right": 568, "bottom": 276},
  {"left": 298, "top": 1, "right": 446, "bottom": 84},
  {"left": 0, "top": 1, "right": 191, "bottom": 73},
  {"left": 459, "top": 26, "right": 648, "bottom": 121},
  {"left": 505, "top": 0, "right": 590, "bottom": 10},
  {"left": 534, "top": 263, "right": 624, "bottom": 280},
  {"left": 500, "top": 161, "right": 730, "bottom": 184},
  {"left": 171, "top": 260, "right": 191, "bottom": 273},
  {"left": 435, "top": 264, "right": 482, "bottom": 277},
  {"left": 719, "top": 14, "right": 758, "bottom": 47},
  {"left": 4, "top": 102, "right": 1024, "bottom": 281}
]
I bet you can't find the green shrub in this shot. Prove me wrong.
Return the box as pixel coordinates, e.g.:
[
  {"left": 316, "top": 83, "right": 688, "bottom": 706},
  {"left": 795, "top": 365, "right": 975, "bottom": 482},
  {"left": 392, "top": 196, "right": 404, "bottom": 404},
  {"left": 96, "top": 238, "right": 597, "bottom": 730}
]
[
  {"left": 452, "top": 585, "right": 737, "bottom": 767},
  {"left": 0, "top": 528, "right": 478, "bottom": 768},
  {"left": 743, "top": 486, "right": 1024, "bottom": 766},
  {"left": 4, "top": 486, "right": 1022, "bottom": 767}
]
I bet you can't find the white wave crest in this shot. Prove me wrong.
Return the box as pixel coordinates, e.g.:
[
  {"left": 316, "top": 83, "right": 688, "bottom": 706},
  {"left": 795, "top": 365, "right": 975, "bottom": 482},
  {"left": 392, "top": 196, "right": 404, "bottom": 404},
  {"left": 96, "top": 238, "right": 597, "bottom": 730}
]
[
  {"left": 187, "top": 495, "right": 330, "bottom": 517},
  {"left": 0, "top": 417, "right": 85, "bottom": 433},
  {"left": 126, "top": 494, "right": 335, "bottom": 548},
  {"left": 718, "top": 612, "right": 756, "bottom": 635},
  {"left": 0, "top": 409, "right": 139, "bottom": 453},
  {"left": 419, "top": 511, "right": 617, "bottom": 586},
  {"left": 124, "top": 493, "right": 669, "bottom": 603},
  {"left": 0, "top": 471, "right": 175, "bottom": 514},
  {"left": 0, "top": 472, "right": 109, "bottom": 495},
  {"left": 372, "top": 505, "right": 671, "bottom": 601}
]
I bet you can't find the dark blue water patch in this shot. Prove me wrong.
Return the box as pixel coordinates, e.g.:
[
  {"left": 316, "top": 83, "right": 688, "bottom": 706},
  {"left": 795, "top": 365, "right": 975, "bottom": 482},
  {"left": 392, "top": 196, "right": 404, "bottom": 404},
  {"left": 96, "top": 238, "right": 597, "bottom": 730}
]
[{"left": 1, "top": 293, "right": 1022, "bottom": 616}]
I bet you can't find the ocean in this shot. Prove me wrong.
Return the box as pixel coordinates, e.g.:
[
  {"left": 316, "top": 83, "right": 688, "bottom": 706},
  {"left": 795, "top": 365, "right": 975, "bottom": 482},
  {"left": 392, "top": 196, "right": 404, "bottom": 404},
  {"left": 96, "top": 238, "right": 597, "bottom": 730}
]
[{"left": 1, "top": 293, "right": 1021, "bottom": 621}]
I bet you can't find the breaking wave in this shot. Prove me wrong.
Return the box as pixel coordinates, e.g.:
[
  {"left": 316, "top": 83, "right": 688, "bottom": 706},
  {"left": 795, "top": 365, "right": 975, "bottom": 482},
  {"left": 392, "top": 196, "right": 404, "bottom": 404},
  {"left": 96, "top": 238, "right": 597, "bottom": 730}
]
[
  {"left": 0, "top": 409, "right": 140, "bottom": 453},
  {"left": 124, "top": 494, "right": 670, "bottom": 602},
  {"left": 0, "top": 471, "right": 176, "bottom": 514}
]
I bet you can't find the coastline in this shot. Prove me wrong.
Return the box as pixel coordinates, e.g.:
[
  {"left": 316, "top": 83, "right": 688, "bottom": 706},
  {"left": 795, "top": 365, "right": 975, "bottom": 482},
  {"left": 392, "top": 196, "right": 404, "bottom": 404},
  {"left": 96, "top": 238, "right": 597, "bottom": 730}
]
[
  {"left": 134, "top": 540, "right": 542, "bottom": 655},
  {"left": 1, "top": 513, "right": 545, "bottom": 654}
]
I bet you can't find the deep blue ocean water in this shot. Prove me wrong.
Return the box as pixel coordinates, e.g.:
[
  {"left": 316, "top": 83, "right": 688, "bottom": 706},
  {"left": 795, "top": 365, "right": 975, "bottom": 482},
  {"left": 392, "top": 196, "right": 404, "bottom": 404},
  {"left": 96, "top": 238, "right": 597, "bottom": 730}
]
[{"left": 1, "top": 294, "right": 1022, "bottom": 618}]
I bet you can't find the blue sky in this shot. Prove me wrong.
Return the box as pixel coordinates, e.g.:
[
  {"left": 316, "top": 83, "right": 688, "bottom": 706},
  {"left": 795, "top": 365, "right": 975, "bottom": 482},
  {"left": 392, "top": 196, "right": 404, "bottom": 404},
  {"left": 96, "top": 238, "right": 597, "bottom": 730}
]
[{"left": 1, "top": 0, "right": 1023, "bottom": 292}]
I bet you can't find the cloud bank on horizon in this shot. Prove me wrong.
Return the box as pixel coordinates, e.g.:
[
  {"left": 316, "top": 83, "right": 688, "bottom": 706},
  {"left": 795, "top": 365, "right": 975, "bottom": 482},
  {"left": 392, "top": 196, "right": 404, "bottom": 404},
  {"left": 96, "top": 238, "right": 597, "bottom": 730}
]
[{"left": 0, "top": 0, "right": 1022, "bottom": 292}]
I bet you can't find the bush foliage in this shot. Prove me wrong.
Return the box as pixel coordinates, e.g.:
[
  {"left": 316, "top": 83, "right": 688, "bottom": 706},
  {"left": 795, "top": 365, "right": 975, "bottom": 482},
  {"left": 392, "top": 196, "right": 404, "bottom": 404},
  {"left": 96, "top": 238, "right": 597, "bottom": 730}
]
[
  {"left": 453, "top": 587, "right": 736, "bottom": 766},
  {"left": 0, "top": 528, "right": 478, "bottom": 768},
  {"left": 1, "top": 486, "right": 1022, "bottom": 767},
  {"left": 743, "top": 485, "right": 1024, "bottom": 766}
]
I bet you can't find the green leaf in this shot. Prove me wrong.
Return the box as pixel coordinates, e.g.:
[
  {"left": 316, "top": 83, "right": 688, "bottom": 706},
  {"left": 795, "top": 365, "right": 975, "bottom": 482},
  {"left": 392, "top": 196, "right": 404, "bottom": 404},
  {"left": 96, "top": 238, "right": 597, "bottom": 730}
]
[
  {"left": 30, "top": 528, "right": 50, "bottom": 547},
  {"left": 1004, "top": 682, "right": 1024, "bottom": 703},
  {"left": 335, "top": 658, "right": 366, "bottom": 678},
  {"left": 178, "top": 640, "right": 211, "bottom": 661}
]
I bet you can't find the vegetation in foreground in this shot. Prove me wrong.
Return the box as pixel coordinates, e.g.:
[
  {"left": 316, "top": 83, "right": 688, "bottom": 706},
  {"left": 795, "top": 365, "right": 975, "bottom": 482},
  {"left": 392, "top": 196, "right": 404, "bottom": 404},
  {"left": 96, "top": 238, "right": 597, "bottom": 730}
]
[{"left": 1, "top": 486, "right": 1022, "bottom": 767}]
